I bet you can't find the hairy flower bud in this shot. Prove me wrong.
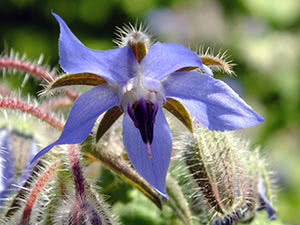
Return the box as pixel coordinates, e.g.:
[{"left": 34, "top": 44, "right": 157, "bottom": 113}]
[
  {"left": 52, "top": 145, "right": 119, "bottom": 225},
  {"left": 177, "top": 127, "right": 276, "bottom": 225}
]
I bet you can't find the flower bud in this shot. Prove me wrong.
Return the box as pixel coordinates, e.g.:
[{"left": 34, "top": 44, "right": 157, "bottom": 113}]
[{"left": 177, "top": 127, "right": 276, "bottom": 224}]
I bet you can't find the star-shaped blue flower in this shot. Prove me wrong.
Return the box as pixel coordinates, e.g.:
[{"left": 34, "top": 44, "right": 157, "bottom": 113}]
[{"left": 32, "top": 12, "right": 263, "bottom": 197}]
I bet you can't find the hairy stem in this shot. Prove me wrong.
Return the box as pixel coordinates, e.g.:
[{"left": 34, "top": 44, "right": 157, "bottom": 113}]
[
  {"left": 0, "top": 56, "right": 54, "bottom": 82},
  {"left": 0, "top": 98, "right": 64, "bottom": 131},
  {"left": 20, "top": 160, "right": 60, "bottom": 225}
]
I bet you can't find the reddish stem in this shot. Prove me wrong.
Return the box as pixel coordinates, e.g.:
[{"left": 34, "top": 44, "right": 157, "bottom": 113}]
[
  {"left": 0, "top": 56, "right": 79, "bottom": 101},
  {"left": 0, "top": 56, "right": 54, "bottom": 82},
  {"left": 20, "top": 160, "right": 60, "bottom": 225},
  {"left": 0, "top": 98, "right": 64, "bottom": 131}
]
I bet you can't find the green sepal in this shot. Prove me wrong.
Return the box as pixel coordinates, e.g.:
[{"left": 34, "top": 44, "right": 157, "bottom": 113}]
[
  {"left": 96, "top": 106, "right": 123, "bottom": 142},
  {"left": 200, "top": 53, "right": 234, "bottom": 75},
  {"left": 129, "top": 42, "right": 148, "bottom": 63},
  {"left": 47, "top": 72, "right": 106, "bottom": 91},
  {"left": 175, "top": 66, "right": 198, "bottom": 72},
  {"left": 163, "top": 98, "right": 194, "bottom": 133},
  {"left": 201, "top": 56, "right": 222, "bottom": 66}
]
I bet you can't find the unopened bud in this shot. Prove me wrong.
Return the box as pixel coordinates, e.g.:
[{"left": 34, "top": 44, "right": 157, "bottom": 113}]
[{"left": 178, "top": 127, "right": 276, "bottom": 224}]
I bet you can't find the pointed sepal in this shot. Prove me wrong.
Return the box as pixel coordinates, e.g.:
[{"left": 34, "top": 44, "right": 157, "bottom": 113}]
[
  {"left": 114, "top": 24, "right": 150, "bottom": 63},
  {"left": 45, "top": 72, "right": 106, "bottom": 93},
  {"left": 96, "top": 106, "right": 123, "bottom": 142},
  {"left": 163, "top": 98, "right": 193, "bottom": 133}
]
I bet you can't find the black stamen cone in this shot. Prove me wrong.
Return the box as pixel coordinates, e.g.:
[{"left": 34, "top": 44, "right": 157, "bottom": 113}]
[{"left": 128, "top": 99, "right": 158, "bottom": 145}]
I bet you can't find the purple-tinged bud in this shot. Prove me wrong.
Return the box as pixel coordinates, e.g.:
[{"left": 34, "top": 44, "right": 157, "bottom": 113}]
[
  {"left": 62, "top": 145, "right": 118, "bottom": 225},
  {"left": 68, "top": 145, "right": 86, "bottom": 200},
  {"left": 55, "top": 186, "right": 118, "bottom": 225},
  {"left": 0, "top": 129, "right": 14, "bottom": 206}
]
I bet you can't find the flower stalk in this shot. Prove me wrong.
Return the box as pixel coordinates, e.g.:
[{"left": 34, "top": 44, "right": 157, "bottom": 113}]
[
  {"left": 0, "top": 55, "right": 54, "bottom": 82},
  {"left": 20, "top": 160, "right": 60, "bottom": 225},
  {"left": 0, "top": 98, "right": 64, "bottom": 131}
]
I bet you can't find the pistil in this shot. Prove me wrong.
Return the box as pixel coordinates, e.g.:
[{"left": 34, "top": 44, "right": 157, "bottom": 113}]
[{"left": 146, "top": 142, "right": 152, "bottom": 159}]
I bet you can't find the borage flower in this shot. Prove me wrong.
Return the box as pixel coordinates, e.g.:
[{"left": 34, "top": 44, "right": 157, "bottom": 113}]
[{"left": 32, "top": 12, "right": 263, "bottom": 197}]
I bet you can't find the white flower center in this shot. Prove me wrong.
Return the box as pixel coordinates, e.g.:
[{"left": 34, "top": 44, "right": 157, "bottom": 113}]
[{"left": 119, "top": 73, "right": 165, "bottom": 111}]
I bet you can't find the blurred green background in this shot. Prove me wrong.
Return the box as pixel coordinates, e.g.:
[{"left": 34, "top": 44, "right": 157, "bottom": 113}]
[{"left": 1, "top": 0, "right": 300, "bottom": 224}]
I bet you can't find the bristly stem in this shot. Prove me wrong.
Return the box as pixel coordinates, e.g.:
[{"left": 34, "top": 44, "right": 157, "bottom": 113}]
[
  {"left": 20, "top": 160, "right": 60, "bottom": 225},
  {"left": 0, "top": 55, "right": 79, "bottom": 101},
  {"left": 0, "top": 56, "right": 55, "bottom": 82},
  {"left": 5, "top": 161, "right": 45, "bottom": 219},
  {"left": 0, "top": 98, "right": 64, "bottom": 131}
]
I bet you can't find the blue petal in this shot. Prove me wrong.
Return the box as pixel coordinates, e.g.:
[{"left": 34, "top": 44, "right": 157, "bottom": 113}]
[
  {"left": 258, "top": 192, "right": 277, "bottom": 220},
  {"left": 31, "top": 85, "right": 119, "bottom": 163},
  {"left": 19, "top": 138, "right": 40, "bottom": 185},
  {"left": 0, "top": 129, "right": 14, "bottom": 205},
  {"left": 0, "top": 131, "right": 40, "bottom": 206},
  {"left": 141, "top": 42, "right": 204, "bottom": 81},
  {"left": 122, "top": 108, "right": 172, "bottom": 197},
  {"left": 163, "top": 72, "right": 264, "bottom": 131},
  {"left": 0, "top": 129, "right": 13, "bottom": 188},
  {"left": 52, "top": 12, "right": 138, "bottom": 85}
]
